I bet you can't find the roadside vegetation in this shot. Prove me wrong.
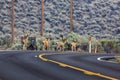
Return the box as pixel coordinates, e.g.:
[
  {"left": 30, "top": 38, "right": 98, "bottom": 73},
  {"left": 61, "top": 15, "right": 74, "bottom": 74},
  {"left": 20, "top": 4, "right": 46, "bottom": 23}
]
[
  {"left": 0, "top": 36, "right": 11, "bottom": 49},
  {"left": 115, "top": 57, "right": 120, "bottom": 63},
  {"left": 0, "top": 32, "right": 120, "bottom": 54},
  {"left": 100, "top": 39, "right": 120, "bottom": 53},
  {"left": 11, "top": 43, "right": 22, "bottom": 50},
  {"left": 36, "top": 37, "right": 46, "bottom": 50}
]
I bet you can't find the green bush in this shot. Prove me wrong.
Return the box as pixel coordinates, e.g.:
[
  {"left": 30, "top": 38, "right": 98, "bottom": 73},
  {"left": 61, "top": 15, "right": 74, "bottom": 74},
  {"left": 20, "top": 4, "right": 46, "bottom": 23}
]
[
  {"left": 100, "top": 39, "right": 120, "bottom": 53},
  {"left": 11, "top": 43, "right": 22, "bottom": 50},
  {"left": 97, "top": 43, "right": 104, "bottom": 53},
  {"left": 0, "top": 39, "right": 4, "bottom": 46},
  {"left": 79, "top": 35, "right": 104, "bottom": 53},
  {"left": 112, "top": 42, "right": 120, "bottom": 53},
  {"left": 50, "top": 40, "right": 58, "bottom": 51},
  {"left": 80, "top": 35, "right": 99, "bottom": 46},
  {"left": 80, "top": 35, "right": 89, "bottom": 44},
  {"left": 0, "top": 37, "right": 11, "bottom": 47},
  {"left": 67, "top": 32, "right": 81, "bottom": 44},
  {"left": 36, "top": 37, "right": 46, "bottom": 50}
]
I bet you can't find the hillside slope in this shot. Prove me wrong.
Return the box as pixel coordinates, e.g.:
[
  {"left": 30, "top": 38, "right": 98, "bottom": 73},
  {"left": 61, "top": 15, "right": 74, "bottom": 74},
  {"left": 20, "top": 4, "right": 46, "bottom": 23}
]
[{"left": 0, "top": 0, "right": 120, "bottom": 39}]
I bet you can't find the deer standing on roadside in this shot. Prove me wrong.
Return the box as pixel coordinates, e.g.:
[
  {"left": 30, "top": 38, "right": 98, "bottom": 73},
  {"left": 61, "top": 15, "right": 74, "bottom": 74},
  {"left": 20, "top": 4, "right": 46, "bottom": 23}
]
[
  {"left": 42, "top": 38, "right": 49, "bottom": 50},
  {"left": 22, "top": 35, "right": 29, "bottom": 50},
  {"left": 71, "top": 41, "right": 77, "bottom": 51}
]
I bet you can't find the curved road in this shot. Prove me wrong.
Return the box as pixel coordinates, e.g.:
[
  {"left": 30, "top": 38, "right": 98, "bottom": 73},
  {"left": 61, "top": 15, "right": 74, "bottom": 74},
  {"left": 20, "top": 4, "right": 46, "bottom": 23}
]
[{"left": 0, "top": 51, "right": 119, "bottom": 80}]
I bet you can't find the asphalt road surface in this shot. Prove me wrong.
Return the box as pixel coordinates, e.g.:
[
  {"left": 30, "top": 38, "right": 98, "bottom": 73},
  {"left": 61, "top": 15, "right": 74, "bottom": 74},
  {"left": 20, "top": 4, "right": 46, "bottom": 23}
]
[{"left": 0, "top": 51, "right": 119, "bottom": 80}]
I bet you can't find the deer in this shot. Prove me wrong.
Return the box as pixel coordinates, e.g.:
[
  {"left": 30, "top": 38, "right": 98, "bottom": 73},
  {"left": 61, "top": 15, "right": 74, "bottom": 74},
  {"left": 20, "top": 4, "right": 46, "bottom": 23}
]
[
  {"left": 22, "top": 35, "right": 29, "bottom": 50},
  {"left": 56, "top": 36, "right": 67, "bottom": 51},
  {"left": 56, "top": 41, "right": 65, "bottom": 51},
  {"left": 70, "top": 41, "right": 77, "bottom": 51},
  {"left": 42, "top": 38, "right": 50, "bottom": 51}
]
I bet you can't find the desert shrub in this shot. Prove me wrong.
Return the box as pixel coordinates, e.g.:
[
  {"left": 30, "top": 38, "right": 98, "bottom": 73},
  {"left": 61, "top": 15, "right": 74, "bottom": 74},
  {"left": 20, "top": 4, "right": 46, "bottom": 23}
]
[
  {"left": 0, "top": 36, "right": 11, "bottom": 47},
  {"left": 79, "top": 36, "right": 88, "bottom": 52},
  {"left": 80, "top": 35, "right": 99, "bottom": 46},
  {"left": 80, "top": 35, "right": 89, "bottom": 44},
  {"left": 80, "top": 35, "right": 104, "bottom": 53},
  {"left": 67, "top": 32, "right": 81, "bottom": 44},
  {"left": 36, "top": 37, "right": 46, "bottom": 50},
  {"left": 91, "top": 38, "right": 104, "bottom": 53},
  {"left": 112, "top": 41, "right": 120, "bottom": 53},
  {"left": 11, "top": 43, "right": 22, "bottom": 50},
  {"left": 97, "top": 42, "right": 104, "bottom": 53},
  {"left": 0, "top": 39, "right": 4, "bottom": 46},
  {"left": 65, "top": 32, "right": 81, "bottom": 50},
  {"left": 50, "top": 39, "right": 58, "bottom": 51},
  {"left": 100, "top": 39, "right": 120, "bottom": 53}
]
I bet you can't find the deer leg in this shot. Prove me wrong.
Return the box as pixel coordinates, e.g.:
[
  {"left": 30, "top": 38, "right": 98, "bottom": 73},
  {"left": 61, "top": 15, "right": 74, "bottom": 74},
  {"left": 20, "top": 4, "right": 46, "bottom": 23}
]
[
  {"left": 47, "top": 45, "right": 49, "bottom": 51},
  {"left": 56, "top": 46, "right": 59, "bottom": 51},
  {"left": 42, "top": 45, "right": 45, "bottom": 51},
  {"left": 74, "top": 46, "right": 76, "bottom": 51},
  {"left": 60, "top": 46, "right": 61, "bottom": 51},
  {"left": 62, "top": 46, "right": 64, "bottom": 51},
  {"left": 71, "top": 46, "right": 73, "bottom": 51}
]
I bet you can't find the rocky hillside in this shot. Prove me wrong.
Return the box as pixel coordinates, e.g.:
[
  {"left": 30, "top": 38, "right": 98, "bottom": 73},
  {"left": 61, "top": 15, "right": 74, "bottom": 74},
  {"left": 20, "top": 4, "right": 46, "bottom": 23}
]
[{"left": 0, "top": 0, "right": 120, "bottom": 40}]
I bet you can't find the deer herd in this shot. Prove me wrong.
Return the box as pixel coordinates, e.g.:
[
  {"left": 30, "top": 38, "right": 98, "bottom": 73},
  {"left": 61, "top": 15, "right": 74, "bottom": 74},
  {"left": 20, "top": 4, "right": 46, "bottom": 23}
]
[{"left": 21, "top": 35, "right": 77, "bottom": 51}]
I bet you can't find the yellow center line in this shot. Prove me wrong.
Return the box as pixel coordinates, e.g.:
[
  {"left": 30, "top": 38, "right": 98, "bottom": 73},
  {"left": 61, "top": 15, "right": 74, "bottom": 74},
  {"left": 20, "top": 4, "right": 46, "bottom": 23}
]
[{"left": 39, "top": 53, "right": 118, "bottom": 80}]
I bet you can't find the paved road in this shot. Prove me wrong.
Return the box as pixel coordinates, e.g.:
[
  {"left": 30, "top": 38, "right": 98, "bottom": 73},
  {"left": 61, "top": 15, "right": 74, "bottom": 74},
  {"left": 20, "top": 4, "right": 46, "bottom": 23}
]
[{"left": 0, "top": 51, "right": 119, "bottom": 80}]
